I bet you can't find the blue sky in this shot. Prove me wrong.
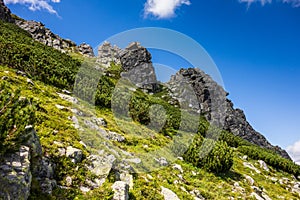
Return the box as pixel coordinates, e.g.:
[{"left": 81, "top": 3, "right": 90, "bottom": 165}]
[{"left": 4, "top": 0, "right": 300, "bottom": 161}]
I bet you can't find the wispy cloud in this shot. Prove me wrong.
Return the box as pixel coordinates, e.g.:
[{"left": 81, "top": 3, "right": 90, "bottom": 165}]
[
  {"left": 287, "top": 140, "right": 300, "bottom": 164},
  {"left": 239, "top": 0, "right": 300, "bottom": 7},
  {"left": 4, "top": 0, "right": 61, "bottom": 15},
  {"left": 144, "top": 0, "right": 191, "bottom": 19}
]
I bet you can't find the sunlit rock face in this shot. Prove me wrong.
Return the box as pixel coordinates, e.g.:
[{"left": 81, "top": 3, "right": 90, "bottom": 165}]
[{"left": 167, "top": 67, "right": 291, "bottom": 160}]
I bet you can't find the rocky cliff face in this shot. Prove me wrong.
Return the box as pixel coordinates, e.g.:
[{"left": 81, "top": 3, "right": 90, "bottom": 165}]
[
  {"left": 0, "top": 0, "right": 14, "bottom": 23},
  {"left": 167, "top": 68, "right": 291, "bottom": 159}
]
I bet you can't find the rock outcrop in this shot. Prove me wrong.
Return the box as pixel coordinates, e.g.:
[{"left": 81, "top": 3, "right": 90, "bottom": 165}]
[
  {"left": 111, "top": 181, "right": 129, "bottom": 200},
  {"left": 97, "top": 41, "right": 122, "bottom": 67},
  {"left": 161, "top": 186, "right": 180, "bottom": 200},
  {"left": 0, "top": 126, "right": 56, "bottom": 200},
  {"left": 78, "top": 43, "right": 95, "bottom": 57},
  {"left": 119, "top": 42, "right": 158, "bottom": 92},
  {"left": 97, "top": 41, "right": 159, "bottom": 92},
  {"left": 167, "top": 68, "right": 291, "bottom": 159},
  {"left": 0, "top": 0, "right": 14, "bottom": 23},
  {"left": 0, "top": 146, "right": 31, "bottom": 200},
  {"left": 17, "top": 19, "right": 94, "bottom": 56},
  {"left": 15, "top": 20, "right": 77, "bottom": 53}
]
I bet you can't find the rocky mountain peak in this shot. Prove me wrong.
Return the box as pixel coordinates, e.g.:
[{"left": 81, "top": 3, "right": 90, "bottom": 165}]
[
  {"left": 97, "top": 41, "right": 122, "bottom": 67},
  {"left": 120, "top": 42, "right": 152, "bottom": 71},
  {"left": 0, "top": 0, "right": 14, "bottom": 23},
  {"left": 167, "top": 68, "right": 291, "bottom": 160}
]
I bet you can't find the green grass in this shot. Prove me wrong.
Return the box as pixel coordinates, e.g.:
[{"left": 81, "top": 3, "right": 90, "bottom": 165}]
[{"left": 1, "top": 18, "right": 300, "bottom": 199}]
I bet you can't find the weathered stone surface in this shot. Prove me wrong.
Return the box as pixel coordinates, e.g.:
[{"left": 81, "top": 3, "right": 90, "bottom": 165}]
[
  {"left": 243, "top": 162, "right": 261, "bottom": 174},
  {"left": 66, "top": 146, "right": 83, "bottom": 163},
  {"left": 57, "top": 93, "right": 79, "bottom": 104},
  {"left": 0, "top": 0, "right": 14, "bottom": 23},
  {"left": 86, "top": 178, "right": 105, "bottom": 190},
  {"left": 155, "top": 157, "right": 169, "bottom": 166},
  {"left": 244, "top": 175, "right": 255, "bottom": 186},
  {"left": 11, "top": 18, "right": 94, "bottom": 56},
  {"left": 0, "top": 146, "right": 31, "bottom": 200},
  {"left": 258, "top": 160, "right": 269, "bottom": 172},
  {"left": 15, "top": 20, "right": 76, "bottom": 53},
  {"left": 161, "top": 186, "right": 180, "bottom": 200},
  {"left": 112, "top": 181, "right": 129, "bottom": 200},
  {"left": 97, "top": 41, "right": 122, "bottom": 67},
  {"left": 173, "top": 164, "right": 184, "bottom": 174},
  {"left": 78, "top": 43, "right": 95, "bottom": 57},
  {"left": 0, "top": 127, "right": 56, "bottom": 199},
  {"left": 120, "top": 42, "right": 152, "bottom": 71},
  {"left": 167, "top": 67, "right": 290, "bottom": 159},
  {"left": 86, "top": 154, "right": 116, "bottom": 177},
  {"left": 120, "top": 42, "right": 158, "bottom": 92},
  {"left": 119, "top": 173, "right": 134, "bottom": 189},
  {"left": 107, "top": 131, "right": 125, "bottom": 142}
]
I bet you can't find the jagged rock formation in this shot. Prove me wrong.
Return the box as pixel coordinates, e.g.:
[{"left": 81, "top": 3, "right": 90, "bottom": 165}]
[
  {"left": 97, "top": 41, "right": 122, "bottom": 67},
  {"left": 97, "top": 41, "right": 158, "bottom": 92},
  {"left": 15, "top": 20, "right": 77, "bottom": 53},
  {"left": 0, "top": 0, "right": 13, "bottom": 23},
  {"left": 0, "top": 1, "right": 94, "bottom": 57},
  {"left": 120, "top": 42, "right": 158, "bottom": 92},
  {"left": 168, "top": 68, "right": 227, "bottom": 127},
  {"left": 0, "top": 126, "right": 56, "bottom": 199},
  {"left": 224, "top": 100, "right": 291, "bottom": 159},
  {"left": 15, "top": 20, "right": 95, "bottom": 56},
  {"left": 167, "top": 68, "right": 291, "bottom": 159},
  {"left": 78, "top": 43, "right": 95, "bottom": 57}
]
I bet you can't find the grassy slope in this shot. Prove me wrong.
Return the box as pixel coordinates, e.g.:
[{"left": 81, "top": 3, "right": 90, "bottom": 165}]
[
  {"left": 1, "top": 66, "right": 299, "bottom": 199},
  {"left": 0, "top": 19, "right": 299, "bottom": 199}
]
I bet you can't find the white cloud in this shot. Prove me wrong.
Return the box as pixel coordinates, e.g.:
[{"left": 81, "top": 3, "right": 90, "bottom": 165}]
[
  {"left": 4, "top": 0, "right": 61, "bottom": 15},
  {"left": 287, "top": 140, "right": 300, "bottom": 165},
  {"left": 239, "top": 0, "right": 300, "bottom": 7},
  {"left": 144, "top": 0, "right": 191, "bottom": 19}
]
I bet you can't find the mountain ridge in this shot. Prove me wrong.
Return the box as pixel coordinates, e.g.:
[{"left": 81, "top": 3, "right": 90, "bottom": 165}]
[{"left": 1, "top": 1, "right": 300, "bottom": 200}]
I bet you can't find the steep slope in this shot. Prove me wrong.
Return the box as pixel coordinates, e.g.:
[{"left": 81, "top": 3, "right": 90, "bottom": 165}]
[
  {"left": 167, "top": 68, "right": 290, "bottom": 160},
  {"left": 0, "top": 1, "right": 300, "bottom": 199}
]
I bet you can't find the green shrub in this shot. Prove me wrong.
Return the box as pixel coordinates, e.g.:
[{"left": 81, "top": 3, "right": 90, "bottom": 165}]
[
  {"left": 0, "top": 20, "right": 80, "bottom": 89},
  {"left": 219, "top": 131, "right": 251, "bottom": 148},
  {"left": 184, "top": 133, "right": 233, "bottom": 173},
  {"left": 239, "top": 145, "right": 300, "bottom": 176},
  {"left": 0, "top": 82, "right": 36, "bottom": 155},
  {"left": 95, "top": 75, "right": 116, "bottom": 108},
  {"left": 202, "top": 140, "right": 233, "bottom": 173}
]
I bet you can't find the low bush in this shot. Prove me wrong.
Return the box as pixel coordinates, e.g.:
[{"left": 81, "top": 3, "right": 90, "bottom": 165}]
[
  {"left": 184, "top": 133, "right": 233, "bottom": 173},
  {"left": 0, "top": 82, "right": 36, "bottom": 155}
]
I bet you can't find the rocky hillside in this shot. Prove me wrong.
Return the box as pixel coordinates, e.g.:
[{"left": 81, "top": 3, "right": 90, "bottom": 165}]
[
  {"left": 167, "top": 68, "right": 290, "bottom": 160},
  {"left": 1, "top": 1, "right": 300, "bottom": 200}
]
